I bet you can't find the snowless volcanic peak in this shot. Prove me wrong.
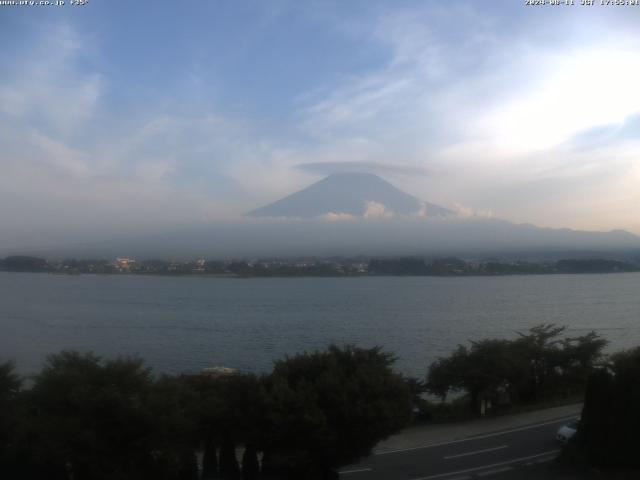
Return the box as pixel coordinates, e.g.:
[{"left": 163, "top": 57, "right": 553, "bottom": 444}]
[{"left": 247, "top": 172, "right": 451, "bottom": 218}]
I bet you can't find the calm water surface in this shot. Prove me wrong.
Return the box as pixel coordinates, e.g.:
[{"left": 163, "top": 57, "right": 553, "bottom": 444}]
[{"left": 1, "top": 272, "right": 639, "bottom": 378}]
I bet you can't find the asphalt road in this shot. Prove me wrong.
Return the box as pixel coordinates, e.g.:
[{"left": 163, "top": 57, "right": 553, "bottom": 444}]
[{"left": 339, "top": 416, "right": 576, "bottom": 480}]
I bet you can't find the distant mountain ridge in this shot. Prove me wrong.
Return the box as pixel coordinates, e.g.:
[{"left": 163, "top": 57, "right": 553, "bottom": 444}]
[
  {"left": 247, "top": 172, "right": 451, "bottom": 218},
  {"left": 5, "top": 173, "right": 639, "bottom": 259},
  {"left": 14, "top": 217, "right": 639, "bottom": 259}
]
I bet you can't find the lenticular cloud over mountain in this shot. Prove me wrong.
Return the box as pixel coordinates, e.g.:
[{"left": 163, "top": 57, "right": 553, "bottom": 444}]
[{"left": 247, "top": 172, "right": 452, "bottom": 219}]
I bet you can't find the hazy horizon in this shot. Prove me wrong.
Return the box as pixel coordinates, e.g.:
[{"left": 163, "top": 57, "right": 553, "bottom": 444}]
[{"left": 2, "top": 1, "right": 640, "bottom": 251}]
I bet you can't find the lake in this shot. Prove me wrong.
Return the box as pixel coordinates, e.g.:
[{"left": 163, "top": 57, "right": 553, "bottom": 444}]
[{"left": 1, "top": 272, "right": 639, "bottom": 378}]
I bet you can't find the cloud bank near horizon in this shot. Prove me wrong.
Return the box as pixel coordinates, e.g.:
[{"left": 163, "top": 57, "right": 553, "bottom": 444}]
[
  {"left": 295, "top": 161, "right": 432, "bottom": 177},
  {"left": 1, "top": 0, "right": 640, "bottom": 249}
]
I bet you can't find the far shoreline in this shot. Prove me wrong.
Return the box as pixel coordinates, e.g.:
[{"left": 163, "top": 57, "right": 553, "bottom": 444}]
[{"left": 2, "top": 269, "right": 640, "bottom": 279}]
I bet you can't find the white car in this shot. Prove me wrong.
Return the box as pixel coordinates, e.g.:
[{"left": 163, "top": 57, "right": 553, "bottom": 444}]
[{"left": 556, "top": 418, "right": 579, "bottom": 443}]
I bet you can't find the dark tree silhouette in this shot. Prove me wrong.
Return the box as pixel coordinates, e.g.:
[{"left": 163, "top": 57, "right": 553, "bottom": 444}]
[
  {"left": 263, "top": 345, "right": 412, "bottom": 478},
  {"left": 241, "top": 444, "right": 260, "bottom": 480},
  {"left": 427, "top": 324, "right": 607, "bottom": 413},
  {"left": 577, "top": 347, "right": 640, "bottom": 468}
]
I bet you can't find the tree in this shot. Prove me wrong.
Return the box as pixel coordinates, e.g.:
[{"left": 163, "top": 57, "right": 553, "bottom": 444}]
[
  {"left": 464, "top": 339, "right": 519, "bottom": 412},
  {"left": 577, "top": 347, "right": 640, "bottom": 468},
  {"left": 25, "top": 351, "right": 197, "bottom": 479},
  {"left": 186, "top": 372, "right": 268, "bottom": 479},
  {"left": 559, "top": 331, "right": 608, "bottom": 394},
  {"left": 262, "top": 345, "right": 412, "bottom": 479},
  {"left": 514, "top": 324, "right": 566, "bottom": 401},
  {"left": 146, "top": 375, "right": 200, "bottom": 480},
  {"left": 241, "top": 444, "right": 260, "bottom": 480},
  {"left": 201, "top": 437, "right": 218, "bottom": 480},
  {"left": 1, "top": 255, "right": 48, "bottom": 272},
  {"left": 427, "top": 340, "right": 517, "bottom": 413},
  {"left": 219, "top": 434, "right": 240, "bottom": 479},
  {"left": 426, "top": 324, "right": 606, "bottom": 413},
  {"left": 578, "top": 368, "right": 613, "bottom": 466},
  {"left": 368, "top": 257, "right": 429, "bottom": 275},
  {"left": 0, "top": 362, "right": 22, "bottom": 474}
]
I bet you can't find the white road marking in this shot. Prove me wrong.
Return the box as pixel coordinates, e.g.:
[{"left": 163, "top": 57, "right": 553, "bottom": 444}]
[
  {"left": 477, "top": 466, "right": 513, "bottom": 477},
  {"left": 444, "top": 445, "right": 508, "bottom": 460},
  {"left": 339, "top": 467, "right": 373, "bottom": 475},
  {"left": 535, "top": 456, "right": 556, "bottom": 464},
  {"left": 375, "top": 415, "right": 577, "bottom": 455},
  {"left": 406, "top": 449, "right": 561, "bottom": 480}
]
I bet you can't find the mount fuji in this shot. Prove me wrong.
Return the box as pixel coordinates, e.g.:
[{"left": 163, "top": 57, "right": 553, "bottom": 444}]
[{"left": 247, "top": 172, "right": 451, "bottom": 219}]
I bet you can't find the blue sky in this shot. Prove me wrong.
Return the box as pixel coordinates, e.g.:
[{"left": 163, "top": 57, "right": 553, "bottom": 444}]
[{"left": 1, "top": 0, "right": 640, "bottom": 244}]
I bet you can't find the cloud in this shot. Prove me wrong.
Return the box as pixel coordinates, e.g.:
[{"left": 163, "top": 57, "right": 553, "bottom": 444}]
[
  {"left": 0, "top": 23, "right": 253, "bottom": 239},
  {"left": 295, "top": 161, "right": 431, "bottom": 177},
  {"left": 0, "top": 23, "right": 103, "bottom": 138},
  {"left": 363, "top": 201, "right": 393, "bottom": 219},
  {"left": 416, "top": 202, "right": 431, "bottom": 219},
  {"left": 2, "top": 3, "right": 640, "bottom": 245},
  {"left": 478, "top": 50, "right": 640, "bottom": 156},
  {"left": 27, "top": 131, "right": 91, "bottom": 178},
  {"left": 452, "top": 203, "right": 494, "bottom": 219},
  {"left": 319, "top": 212, "right": 357, "bottom": 222},
  {"left": 566, "top": 112, "right": 640, "bottom": 150},
  {"left": 0, "top": 23, "right": 103, "bottom": 178}
]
